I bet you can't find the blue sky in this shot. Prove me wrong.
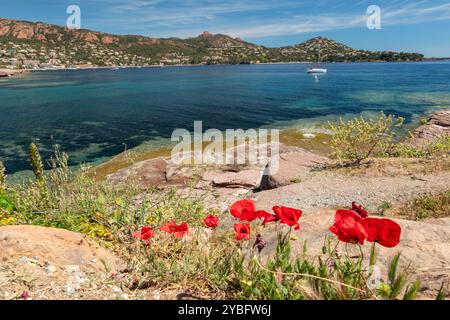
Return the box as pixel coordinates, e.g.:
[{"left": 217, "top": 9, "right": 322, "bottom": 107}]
[{"left": 1, "top": 0, "right": 450, "bottom": 57}]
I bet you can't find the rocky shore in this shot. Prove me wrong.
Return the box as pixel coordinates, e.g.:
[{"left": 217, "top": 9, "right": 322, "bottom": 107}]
[
  {"left": 0, "top": 68, "right": 27, "bottom": 77},
  {"left": 410, "top": 110, "right": 450, "bottom": 147}
]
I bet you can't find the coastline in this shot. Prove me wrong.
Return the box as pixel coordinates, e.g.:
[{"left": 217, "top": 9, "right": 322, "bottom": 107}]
[
  {"left": 4, "top": 58, "right": 449, "bottom": 75},
  {"left": 0, "top": 68, "right": 28, "bottom": 77}
]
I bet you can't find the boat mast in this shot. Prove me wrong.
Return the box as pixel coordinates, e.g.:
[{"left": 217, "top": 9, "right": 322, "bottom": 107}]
[{"left": 318, "top": 44, "right": 321, "bottom": 65}]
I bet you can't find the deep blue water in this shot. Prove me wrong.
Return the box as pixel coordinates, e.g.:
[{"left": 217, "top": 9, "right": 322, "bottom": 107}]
[{"left": 1, "top": 62, "right": 449, "bottom": 174}]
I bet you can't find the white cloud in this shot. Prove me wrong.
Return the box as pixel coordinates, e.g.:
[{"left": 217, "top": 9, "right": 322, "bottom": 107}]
[{"left": 86, "top": 0, "right": 450, "bottom": 39}]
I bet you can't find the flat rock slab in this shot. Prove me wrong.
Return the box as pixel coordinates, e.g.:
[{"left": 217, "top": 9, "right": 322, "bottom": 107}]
[
  {"left": 202, "top": 170, "right": 263, "bottom": 189},
  {"left": 0, "top": 225, "right": 127, "bottom": 299},
  {"left": 0, "top": 225, "right": 123, "bottom": 273},
  {"left": 107, "top": 157, "right": 169, "bottom": 187}
]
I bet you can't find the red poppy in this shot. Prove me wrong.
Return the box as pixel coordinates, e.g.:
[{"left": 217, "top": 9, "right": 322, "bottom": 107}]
[
  {"left": 329, "top": 210, "right": 368, "bottom": 245},
  {"left": 256, "top": 210, "right": 279, "bottom": 225},
  {"left": 363, "top": 218, "right": 401, "bottom": 248},
  {"left": 234, "top": 223, "right": 251, "bottom": 241},
  {"left": 352, "top": 202, "right": 369, "bottom": 218},
  {"left": 174, "top": 222, "right": 189, "bottom": 238},
  {"left": 161, "top": 220, "right": 189, "bottom": 238},
  {"left": 203, "top": 214, "right": 219, "bottom": 228},
  {"left": 161, "top": 220, "right": 179, "bottom": 233},
  {"left": 230, "top": 199, "right": 259, "bottom": 221},
  {"left": 272, "top": 206, "right": 302, "bottom": 230},
  {"left": 132, "top": 226, "right": 154, "bottom": 240}
]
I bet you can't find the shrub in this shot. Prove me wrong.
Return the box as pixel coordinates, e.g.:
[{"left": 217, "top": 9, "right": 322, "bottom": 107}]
[
  {"left": 400, "top": 191, "right": 450, "bottom": 220},
  {"left": 328, "top": 112, "right": 404, "bottom": 166},
  {"left": 393, "top": 135, "right": 450, "bottom": 158}
]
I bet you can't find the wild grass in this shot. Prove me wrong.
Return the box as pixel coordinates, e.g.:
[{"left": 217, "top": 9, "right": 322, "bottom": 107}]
[{"left": 398, "top": 191, "right": 450, "bottom": 221}]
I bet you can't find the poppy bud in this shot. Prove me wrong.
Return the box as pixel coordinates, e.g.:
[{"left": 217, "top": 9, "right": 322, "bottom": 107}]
[{"left": 253, "top": 234, "right": 267, "bottom": 253}]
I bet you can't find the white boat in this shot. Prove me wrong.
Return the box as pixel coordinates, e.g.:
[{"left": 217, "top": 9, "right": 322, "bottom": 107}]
[
  {"left": 307, "top": 44, "right": 327, "bottom": 74},
  {"left": 307, "top": 66, "right": 327, "bottom": 74}
]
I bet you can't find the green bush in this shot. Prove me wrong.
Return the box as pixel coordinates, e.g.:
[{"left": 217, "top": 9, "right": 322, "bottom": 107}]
[
  {"left": 393, "top": 135, "right": 450, "bottom": 158},
  {"left": 328, "top": 112, "right": 404, "bottom": 166}
]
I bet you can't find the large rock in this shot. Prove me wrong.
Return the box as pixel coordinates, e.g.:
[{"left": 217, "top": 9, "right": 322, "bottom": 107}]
[
  {"left": 0, "top": 225, "right": 123, "bottom": 273},
  {"left": 202, "top": 170, "right": 263, "bottom": 189},
  {"left": 411, "top": 110, "right": 450, "bottom": 147},
  {"left": 259, "top": 150, "right": 328, "bottom": 190},
  {"left": 107, "top": 157, "right": 168, "bottom": 187},
  {"left": 429, "top": 111, "right": 450, "bottom": 127},
  {"left": 0, "top": 225, "right": 126, "bottom": 299}
]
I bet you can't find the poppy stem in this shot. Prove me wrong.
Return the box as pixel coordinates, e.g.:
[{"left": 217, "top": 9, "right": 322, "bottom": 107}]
[{"left": 254, "top": 258, "right": 365, "bottom": 293}]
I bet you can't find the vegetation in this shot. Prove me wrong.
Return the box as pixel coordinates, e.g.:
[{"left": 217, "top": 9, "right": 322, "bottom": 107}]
[
  {"left": 328, "top": 112, "right": 404, "bottom": 166},
  {"left": 399, "top": 191, "right": 450, "bottom": 221},
  {"left": 393, "top": 135, "right": 450, "bottom": 158}
]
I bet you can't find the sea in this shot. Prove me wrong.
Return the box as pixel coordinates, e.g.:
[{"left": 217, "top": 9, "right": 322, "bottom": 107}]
[{"left": 1, "top": 61, "right": 449, "bottom": 176}]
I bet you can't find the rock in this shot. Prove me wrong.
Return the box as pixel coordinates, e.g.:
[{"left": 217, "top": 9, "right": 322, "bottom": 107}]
[
  {"left": 107, "top": 157, "right": 168, "bottom": 188},
  {"left": 202, "top": 170, "right": 263, "bottom": 189},
  {"left": 411, "top": 110, "right": 450, "bottom": 147},
  {"left": 259, "top": 211, "right": 450, "bottom": 299},
  {"left": 0, "top": 68, "right": 26, "bottom": 77},
  {"left": 0, "top": 225, "right": 123, "bottom": 273},
  {"left": 259, "top": 150, "right": 328, "bottom": 190},
  {"left": 0, "top": 225, "right": 126, "bottom": 299},
  {"left": 429, "top": 111, "right": 450, "bottom": 127}
]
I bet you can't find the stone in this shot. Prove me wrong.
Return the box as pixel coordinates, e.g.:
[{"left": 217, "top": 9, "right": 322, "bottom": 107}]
[
  {"left": 202, "top": 170, "right": 263, "bottom": 189},
  {"left": 411, "top": 110, "right": 450, "bottom": 147},
  {"left": 107, "top": 157, "right": 168, "bottom": 188},
  {"left": 260, "top": 150, "right": 328, "bottom": 190},
  {"left": 0, "top": 225, "right": 123, "bottom": 273}
]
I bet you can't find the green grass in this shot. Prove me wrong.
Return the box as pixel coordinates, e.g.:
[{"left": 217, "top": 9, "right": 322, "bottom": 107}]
[{"left": 401, "top": 191, "right": 450, "bottom": 221}]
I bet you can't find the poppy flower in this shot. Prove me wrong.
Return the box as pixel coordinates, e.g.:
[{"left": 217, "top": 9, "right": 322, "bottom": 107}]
[
  {"left": 352, "top": 202, "right": 369, "bottom": 218},
  {"left": 132, "top": 226, "right": 154, "bottom": 240},
  {"left": 234, "top": 223, "right": 251, "bottom": 241},
  {"left": 203, "top": 214, "right": 219, "bottom": 228},
  {"left": 363, "top": 218, "right": 401, "bottom": 248},
  {"left": 272, "top": 206, "right": 302, "bottom": 230},
  {"left": 161, "top": 220, "right": 179, "bottom": 233},
  {"left": 161, "top": 220, "right": 189, "bottom": 238},
  {"left": 230, "top": 199, "right": 259, "bottom": 221},
  {"left": 256, "top": 210, "right": 279, "bottom": 225},
  {"left": 174, "top": 222, "right": 189, "bottom": 238},
  {"left": 329, "top": 210, "right": 368, "bottom": 245}
]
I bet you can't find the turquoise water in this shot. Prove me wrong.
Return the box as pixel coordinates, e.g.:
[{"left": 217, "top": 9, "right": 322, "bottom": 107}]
[{"left": 1, "top": 62, "right": 449, "bottom": 174}]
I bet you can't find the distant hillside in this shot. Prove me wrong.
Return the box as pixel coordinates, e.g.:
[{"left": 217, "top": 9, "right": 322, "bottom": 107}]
[{"left": 0, "top": 17, "right": 424, "bottom": 69}]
